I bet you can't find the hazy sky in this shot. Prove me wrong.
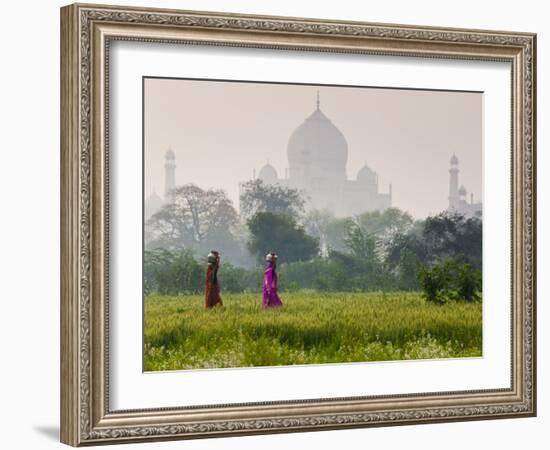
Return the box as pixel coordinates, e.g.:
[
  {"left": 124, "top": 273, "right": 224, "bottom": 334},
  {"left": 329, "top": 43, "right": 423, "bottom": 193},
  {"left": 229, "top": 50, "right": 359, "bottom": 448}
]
[{"left": 144, "top": 78, "right": 482, "bottom": 219}]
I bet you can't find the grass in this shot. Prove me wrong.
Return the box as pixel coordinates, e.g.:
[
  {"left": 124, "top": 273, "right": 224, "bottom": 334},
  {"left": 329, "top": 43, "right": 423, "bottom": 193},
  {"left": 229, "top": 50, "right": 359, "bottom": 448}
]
[{"left": 144, "top": 291, "right": 482, "bottom": 371}]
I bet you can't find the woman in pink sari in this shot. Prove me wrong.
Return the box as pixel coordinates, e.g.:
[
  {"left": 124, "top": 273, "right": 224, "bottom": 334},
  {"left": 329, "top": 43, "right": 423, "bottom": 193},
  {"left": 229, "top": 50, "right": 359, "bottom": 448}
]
[{"left": 262, "top": 252, "right": 283, "bottom": 308}]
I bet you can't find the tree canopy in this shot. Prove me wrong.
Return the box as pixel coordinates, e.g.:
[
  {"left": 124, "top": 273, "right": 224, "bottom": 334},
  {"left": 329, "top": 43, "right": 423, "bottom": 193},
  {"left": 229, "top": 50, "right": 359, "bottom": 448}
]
[
  {"left": 146, "top": 184, "right": 244, "bottom": 261},
  {"left": 239, "top": 179, "right": 306, "bottom": 219},
  {"left": 146, "top": 179, "right": 482, "bottom": 294},
  {"left": 246, "top": 212, "right": 319, "bottom": 264},
  {"left": 386, "top": 210, "right": 482, "bottom": 270}
]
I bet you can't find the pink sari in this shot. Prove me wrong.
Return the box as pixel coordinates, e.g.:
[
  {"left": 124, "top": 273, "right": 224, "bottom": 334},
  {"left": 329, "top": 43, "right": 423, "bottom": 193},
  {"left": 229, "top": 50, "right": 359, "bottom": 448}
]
[{"left": 262, "top": 263, "right": 283, "bottom": 308}]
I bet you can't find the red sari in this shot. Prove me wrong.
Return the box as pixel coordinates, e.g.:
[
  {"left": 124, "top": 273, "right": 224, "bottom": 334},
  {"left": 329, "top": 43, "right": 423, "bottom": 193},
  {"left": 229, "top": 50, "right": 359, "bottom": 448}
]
[{"left": 205, "top": 264, "right": 223, "bottom": 308}]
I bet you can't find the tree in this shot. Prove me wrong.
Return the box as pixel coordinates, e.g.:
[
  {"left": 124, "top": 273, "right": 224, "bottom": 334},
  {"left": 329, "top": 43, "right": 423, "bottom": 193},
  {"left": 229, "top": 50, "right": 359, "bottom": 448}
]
[
  {"left": 344, "top": 220, "right": 383, "bottom": 276},
  {"left": 344, "top": 221, "right": 378, "bottom": 261},
  {"left": 324, "top": 217, "right": 352, "bottom": 254},
  {"left": 246, "top": 212, "right": 319, "bottom": 263},
  {"left": 423, "top": 211, "right": 482, "bottom": 269},
  {"left": 386, "top": 220, "right": 429, "bottom": 268},
  {"left": 239, "top": 179, "right": 305, "bottom": 219},
  {"left": 146, "top": 184, "right": 241, "bottom": 259},
  {"left": 302, "top": 209, "right": 335, "bottom": 257},
  {"left": 396, "top": 248, "right": 421, "bottom": 291},
  {"left": 355, "top": 207, "right": 414, "bottom": 252},
  {"left": 386, "top": 211, "right": 482, "bottom": 272}
]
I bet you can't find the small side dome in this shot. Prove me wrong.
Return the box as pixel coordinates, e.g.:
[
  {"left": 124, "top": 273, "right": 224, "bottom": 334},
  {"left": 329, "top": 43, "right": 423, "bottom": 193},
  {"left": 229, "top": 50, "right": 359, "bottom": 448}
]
[
  {"left": 357, "top": 163, "right": 377, "bottom": 184},
  {"left": 146, "top": 190, "right": 163, "bottom": 204},
  {"left": 145, "top": 190, "right": 163, "bottom": 218},
  {"left": 450, "top": 153, "right": 459, "bottom": 165},
  {"left": 458, "top": 185, "right": 467, "bottom": 196},
  {"left": 258, "top": 163, "right": 278, "bottom": 184}
]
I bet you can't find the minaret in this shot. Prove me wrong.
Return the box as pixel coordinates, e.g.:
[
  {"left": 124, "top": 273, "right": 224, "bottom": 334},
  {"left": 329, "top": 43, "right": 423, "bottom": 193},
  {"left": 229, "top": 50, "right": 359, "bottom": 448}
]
[
  {"left": 448, "top": 154, "right": 459, "bottom": 209},
  {"left": 316, "top": 90, "right": 320, "bottom": 110},
  {"left": 164, "top": 146, "right": 176, "bottom": 198}
]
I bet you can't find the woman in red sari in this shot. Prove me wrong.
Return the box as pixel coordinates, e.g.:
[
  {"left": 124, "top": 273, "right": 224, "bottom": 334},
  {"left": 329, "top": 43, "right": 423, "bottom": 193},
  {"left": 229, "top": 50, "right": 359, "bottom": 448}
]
[{"left": 205, "top": 250, "right": 223, "bottom": 308}]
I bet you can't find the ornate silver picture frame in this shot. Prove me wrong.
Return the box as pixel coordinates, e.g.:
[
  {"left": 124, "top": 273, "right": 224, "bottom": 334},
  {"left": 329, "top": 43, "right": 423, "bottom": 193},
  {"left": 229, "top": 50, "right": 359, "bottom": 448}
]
[{"left": 60, "top": 3, "right": 536, "bottom": 446}]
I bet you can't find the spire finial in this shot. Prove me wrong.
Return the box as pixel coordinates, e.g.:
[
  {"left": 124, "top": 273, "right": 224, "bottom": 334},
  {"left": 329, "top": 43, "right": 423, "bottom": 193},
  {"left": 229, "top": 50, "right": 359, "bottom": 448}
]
[{"left": 316, "top": 90, "right": 320, "bottom": 109}]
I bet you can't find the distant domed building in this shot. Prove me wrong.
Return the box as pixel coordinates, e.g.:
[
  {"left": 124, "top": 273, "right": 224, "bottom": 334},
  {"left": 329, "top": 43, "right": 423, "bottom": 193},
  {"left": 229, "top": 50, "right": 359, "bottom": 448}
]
[
  {"left": 447, "top": 153, "right": 482, "bottom": 218},
  {"left": 242, "top": 92, "right": 392, "bottom": 217}
]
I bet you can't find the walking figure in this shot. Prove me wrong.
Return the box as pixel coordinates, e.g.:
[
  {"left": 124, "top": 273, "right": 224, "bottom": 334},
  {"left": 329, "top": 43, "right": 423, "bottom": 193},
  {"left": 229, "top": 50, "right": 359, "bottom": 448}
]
[
  {"left": 262, "top": 252, "right": 283, "bottom": 308},
  {"left": 205, "top": 250, "right": 223, "bottom": 308}
]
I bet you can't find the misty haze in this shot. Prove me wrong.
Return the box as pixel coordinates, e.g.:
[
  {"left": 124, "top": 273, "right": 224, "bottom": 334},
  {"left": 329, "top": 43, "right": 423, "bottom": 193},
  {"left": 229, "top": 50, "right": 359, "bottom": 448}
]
[
  {"left": 144, "top": 78, "right": 482, "bottom": 219},
  {"left": 143, "top": 77, "right": 483, "bottom": 371}
]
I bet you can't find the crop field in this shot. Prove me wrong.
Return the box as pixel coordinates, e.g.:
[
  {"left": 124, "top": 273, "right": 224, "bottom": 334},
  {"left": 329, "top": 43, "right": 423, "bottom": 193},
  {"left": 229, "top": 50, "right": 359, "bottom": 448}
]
[{"left": 144, "top": 291, "right": 482, "bottom": 371}]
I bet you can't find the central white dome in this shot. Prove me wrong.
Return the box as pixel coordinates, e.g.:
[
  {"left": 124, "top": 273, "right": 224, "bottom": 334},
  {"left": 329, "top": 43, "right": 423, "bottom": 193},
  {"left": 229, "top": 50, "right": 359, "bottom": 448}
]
[{"left": 287, "top": 106, "right": 348, "bottom": 177}]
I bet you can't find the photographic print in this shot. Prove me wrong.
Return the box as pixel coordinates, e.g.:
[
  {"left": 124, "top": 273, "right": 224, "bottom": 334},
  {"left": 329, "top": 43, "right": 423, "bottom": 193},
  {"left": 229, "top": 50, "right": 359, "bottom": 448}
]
[{"left": 143, "top": 78, "right": 483, "bottom": 372}]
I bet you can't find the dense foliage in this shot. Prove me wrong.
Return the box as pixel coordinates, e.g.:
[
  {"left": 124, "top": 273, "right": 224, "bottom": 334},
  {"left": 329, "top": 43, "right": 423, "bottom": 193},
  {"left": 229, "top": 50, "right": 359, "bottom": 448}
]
[
  {"left": 246, "top": 212, "right": 319, "bottom": 263},
  {"left": 418, "top": 260, "right": 482, "bottom": 304},
  {"left": 239, "top": 179, "right": 305, "bottom": 219},
  {"left": 144, "top": 248, "right": 256, "bottom": 295},
  {"left": 145, "top": 179, "right": 482, "bottom": 297}
]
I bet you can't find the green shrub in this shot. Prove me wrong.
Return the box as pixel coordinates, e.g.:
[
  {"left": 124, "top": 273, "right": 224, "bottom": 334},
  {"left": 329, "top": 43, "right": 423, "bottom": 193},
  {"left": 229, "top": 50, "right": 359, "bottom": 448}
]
[
  {"left": 144, "top": 248, "right": 258, "bottom": 295},
  {"left": 419, "top": 260, "right": 481, "bottom": 304},
  {"left": 418, "top": 262, "right": 450, "bottom": 304},
  {"left": 217, "top": 264, "right": 247, "bottom": 293},
  {"left": 144, "top": 248, "right": 203, "bottom": 295},
  {"left": 456, "top": 262, "right": 482, "bottom": 302}
]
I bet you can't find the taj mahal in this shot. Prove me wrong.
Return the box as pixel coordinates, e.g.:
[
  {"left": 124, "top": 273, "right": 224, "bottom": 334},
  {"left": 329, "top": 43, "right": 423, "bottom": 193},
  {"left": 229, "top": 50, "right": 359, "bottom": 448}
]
[
  {"left": 145, "top": 93, "right": 482, "bottom": 220},
  {"left": 241, "top": 93, "right": 392, "bottom": 217}
]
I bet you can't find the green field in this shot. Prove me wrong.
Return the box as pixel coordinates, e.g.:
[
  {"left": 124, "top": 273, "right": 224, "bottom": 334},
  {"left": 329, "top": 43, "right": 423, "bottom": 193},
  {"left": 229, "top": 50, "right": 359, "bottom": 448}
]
[{"left": 144, "top": 291, "right": 482, "bottom": 371}]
